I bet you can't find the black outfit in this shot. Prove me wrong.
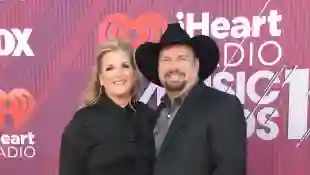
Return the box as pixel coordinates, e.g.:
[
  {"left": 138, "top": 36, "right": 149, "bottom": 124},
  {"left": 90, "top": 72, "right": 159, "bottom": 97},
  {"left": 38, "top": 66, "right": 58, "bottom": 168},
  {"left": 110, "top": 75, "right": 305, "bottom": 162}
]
[
  {"left": 59, "top": 93, "right": 155, "bottom": 175},
  {"left": 153, "top": 82, "right": 247, "bottom": 175}
]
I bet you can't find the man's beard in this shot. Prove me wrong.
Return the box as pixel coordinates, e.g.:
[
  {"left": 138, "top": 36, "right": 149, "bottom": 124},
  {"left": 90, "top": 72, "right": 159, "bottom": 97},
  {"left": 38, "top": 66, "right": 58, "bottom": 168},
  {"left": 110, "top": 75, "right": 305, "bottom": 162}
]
[
  {"left": 162, "top": 70, "right": 187, "bottom": 92},
  {"left": 164, "top": 81, "right": 187, "bottom": 92}
]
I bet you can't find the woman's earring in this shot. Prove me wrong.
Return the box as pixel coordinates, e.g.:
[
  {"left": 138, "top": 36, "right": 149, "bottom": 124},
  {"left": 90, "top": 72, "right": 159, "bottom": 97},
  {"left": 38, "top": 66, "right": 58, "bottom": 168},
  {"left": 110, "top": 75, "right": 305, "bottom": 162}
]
[{"left": 98, "top": 85, "right": 103, "bottom": 98}]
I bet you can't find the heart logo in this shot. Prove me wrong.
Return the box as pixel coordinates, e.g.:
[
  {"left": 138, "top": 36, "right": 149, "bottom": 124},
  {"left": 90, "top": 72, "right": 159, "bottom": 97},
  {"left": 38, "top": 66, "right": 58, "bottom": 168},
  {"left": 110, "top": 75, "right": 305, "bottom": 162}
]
[
  {"left": 98, "top": 12, "right": 168, "bottom": 47},
  {"left": 0, "top": 88, "right": 35, "bottom": 131}
]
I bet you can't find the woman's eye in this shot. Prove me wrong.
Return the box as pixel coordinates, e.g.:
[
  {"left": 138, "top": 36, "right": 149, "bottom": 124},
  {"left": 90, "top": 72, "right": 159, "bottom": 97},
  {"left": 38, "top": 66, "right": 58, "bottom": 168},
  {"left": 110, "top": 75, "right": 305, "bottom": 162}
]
[
  {"left": 106, "top": 67, "right": 113, "bottom": 71},
  {"left": 122, "top": 64, "right": 130, "bottom": 68}
]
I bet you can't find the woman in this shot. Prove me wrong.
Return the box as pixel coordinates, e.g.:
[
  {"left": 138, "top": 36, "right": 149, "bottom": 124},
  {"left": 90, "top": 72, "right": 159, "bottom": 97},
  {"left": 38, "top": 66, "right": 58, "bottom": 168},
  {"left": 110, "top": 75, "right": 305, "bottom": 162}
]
[{"left": 59, "top": 39, "right": 155, "bottom": 175}]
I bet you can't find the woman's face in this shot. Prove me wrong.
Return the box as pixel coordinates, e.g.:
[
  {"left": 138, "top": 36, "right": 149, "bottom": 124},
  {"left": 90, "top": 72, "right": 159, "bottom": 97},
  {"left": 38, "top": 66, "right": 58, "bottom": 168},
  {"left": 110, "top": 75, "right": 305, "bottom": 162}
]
[{"left": 98, "top": 50, "right": 136, "bottom": 98}]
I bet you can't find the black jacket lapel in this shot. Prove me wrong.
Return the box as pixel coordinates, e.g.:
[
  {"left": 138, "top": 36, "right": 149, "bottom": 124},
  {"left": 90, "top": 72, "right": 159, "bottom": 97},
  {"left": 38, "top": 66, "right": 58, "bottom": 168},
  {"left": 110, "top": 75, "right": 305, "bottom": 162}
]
[{"left": 157, "top": 82, "right": 205, "bottom": 158}]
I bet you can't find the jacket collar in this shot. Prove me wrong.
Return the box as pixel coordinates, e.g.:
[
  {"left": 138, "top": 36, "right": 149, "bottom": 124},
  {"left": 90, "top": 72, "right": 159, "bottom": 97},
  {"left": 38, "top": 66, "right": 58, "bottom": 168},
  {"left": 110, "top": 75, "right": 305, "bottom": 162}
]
[
  {"left": 97, "top": 92, "right": 136, "bottom": 113},
  {"left": 157, "top": 81, "right": 206, "bottom": 157}
]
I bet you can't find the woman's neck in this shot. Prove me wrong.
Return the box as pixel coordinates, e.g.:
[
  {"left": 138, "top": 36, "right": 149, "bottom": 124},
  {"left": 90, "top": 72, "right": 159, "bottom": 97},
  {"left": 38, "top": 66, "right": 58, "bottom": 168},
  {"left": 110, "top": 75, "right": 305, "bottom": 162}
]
[{"left": 107, "top": 94, "right": 131, "bottom": 107}]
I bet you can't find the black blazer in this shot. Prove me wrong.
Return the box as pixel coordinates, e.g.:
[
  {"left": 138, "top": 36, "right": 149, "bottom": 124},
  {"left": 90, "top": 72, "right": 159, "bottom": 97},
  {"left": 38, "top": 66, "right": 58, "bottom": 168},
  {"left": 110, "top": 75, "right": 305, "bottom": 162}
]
[
  {"left": 153, "top": 82, "right": 247, "bottom": 175},
  {"left": 59, "top": 94, "right": 155, "bottom": 175}
]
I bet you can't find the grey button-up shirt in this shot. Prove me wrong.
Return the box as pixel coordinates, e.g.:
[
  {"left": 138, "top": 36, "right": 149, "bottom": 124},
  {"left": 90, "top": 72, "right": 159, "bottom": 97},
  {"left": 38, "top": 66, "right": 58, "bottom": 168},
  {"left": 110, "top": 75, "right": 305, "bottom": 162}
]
[{"left": 154, "top": 94, "right": 187, "bottom": 155}]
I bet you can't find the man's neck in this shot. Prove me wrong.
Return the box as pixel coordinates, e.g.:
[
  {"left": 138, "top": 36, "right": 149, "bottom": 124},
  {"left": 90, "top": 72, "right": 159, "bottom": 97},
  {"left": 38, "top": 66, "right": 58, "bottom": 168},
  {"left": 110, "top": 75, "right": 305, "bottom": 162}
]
[
  {"left": 166, "top": 91, "right": 183, "bottom": 100},
  {"left": 166, "top": 80, "right": 198, "bottom": 101}
]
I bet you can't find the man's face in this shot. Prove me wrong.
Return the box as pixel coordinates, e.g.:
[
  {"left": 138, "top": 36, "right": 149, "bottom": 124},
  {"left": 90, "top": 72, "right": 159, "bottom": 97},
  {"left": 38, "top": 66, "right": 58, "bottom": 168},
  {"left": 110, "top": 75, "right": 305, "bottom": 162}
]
[{"left": 158, "top": 44, "right": 199, "bottom": 92}]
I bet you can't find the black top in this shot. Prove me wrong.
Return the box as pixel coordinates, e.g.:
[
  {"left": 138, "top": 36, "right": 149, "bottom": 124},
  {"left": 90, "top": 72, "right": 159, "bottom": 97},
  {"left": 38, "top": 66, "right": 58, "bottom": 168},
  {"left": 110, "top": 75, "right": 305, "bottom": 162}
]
[{"left": 59, "top": 94, "right": 155, "bottom": 175}]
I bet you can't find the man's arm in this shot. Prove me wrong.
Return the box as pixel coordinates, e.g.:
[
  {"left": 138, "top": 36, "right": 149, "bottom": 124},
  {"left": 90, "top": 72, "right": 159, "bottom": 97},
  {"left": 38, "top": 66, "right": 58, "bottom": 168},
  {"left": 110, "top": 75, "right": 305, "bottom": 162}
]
[{"left": 210, "top": 95, "right": 247, "bottom": 175}]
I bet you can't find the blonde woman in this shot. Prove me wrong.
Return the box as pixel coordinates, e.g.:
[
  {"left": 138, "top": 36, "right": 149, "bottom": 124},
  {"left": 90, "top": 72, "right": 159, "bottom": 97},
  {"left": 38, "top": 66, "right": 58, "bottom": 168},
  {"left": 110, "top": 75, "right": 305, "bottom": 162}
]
[{"left": 59, "top": 39, "right": 155, "bottom": 175}]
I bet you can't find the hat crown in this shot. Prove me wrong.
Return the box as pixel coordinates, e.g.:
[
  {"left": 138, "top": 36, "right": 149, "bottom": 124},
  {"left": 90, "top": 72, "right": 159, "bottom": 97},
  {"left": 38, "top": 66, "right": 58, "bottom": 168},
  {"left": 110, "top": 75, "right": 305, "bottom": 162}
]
[
  {"left": 160, "top": 23, "right": 190, "bottom": 44},
  {"left": 135, "top": 22, "right": 220, "bottom": 86}
]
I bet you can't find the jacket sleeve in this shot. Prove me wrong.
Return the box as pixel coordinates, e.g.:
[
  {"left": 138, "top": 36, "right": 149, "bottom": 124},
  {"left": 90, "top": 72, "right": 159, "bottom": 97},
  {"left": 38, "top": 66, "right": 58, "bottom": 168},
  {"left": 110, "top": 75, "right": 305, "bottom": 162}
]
[
  {"left": 210, "top": 95, "right": 247, "bottom": 175},
  {"left": 59, "top": 110, "right": 94, "bottom": 175}
]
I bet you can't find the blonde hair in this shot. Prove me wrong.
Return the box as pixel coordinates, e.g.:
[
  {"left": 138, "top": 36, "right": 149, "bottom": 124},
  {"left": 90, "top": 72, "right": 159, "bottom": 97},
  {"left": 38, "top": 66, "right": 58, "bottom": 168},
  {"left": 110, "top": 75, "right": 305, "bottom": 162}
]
[{"left": 82, "top": 39, "right": 139, "bottom": 106}]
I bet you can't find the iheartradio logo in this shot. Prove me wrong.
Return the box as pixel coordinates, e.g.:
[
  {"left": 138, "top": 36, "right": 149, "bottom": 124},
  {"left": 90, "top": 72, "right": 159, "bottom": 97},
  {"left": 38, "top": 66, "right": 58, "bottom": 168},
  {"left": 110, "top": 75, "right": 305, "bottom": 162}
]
[{"left": 0, "top": 88, "right": 36, "bottom": 159}]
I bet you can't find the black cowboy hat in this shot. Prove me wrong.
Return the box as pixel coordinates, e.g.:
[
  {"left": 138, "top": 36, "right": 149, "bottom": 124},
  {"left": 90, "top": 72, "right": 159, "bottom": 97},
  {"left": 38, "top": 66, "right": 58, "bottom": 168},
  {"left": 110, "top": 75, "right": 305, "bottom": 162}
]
[{"left": 135, "top": 22, "right": 220, "bottom": 86}]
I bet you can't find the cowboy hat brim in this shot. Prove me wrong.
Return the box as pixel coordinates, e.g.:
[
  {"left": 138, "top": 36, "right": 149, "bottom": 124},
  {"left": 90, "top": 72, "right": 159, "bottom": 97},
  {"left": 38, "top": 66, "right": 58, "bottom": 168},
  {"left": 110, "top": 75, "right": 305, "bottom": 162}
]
[{"left": 135, "top": 35, "right": 220, "bottom": 86}]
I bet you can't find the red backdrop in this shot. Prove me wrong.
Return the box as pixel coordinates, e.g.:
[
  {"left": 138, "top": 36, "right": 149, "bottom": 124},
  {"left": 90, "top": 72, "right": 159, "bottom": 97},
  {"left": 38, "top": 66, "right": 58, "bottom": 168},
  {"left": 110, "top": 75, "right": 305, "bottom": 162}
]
[{"left": 0, "top": 0, "right": 310, "bottom": 174}]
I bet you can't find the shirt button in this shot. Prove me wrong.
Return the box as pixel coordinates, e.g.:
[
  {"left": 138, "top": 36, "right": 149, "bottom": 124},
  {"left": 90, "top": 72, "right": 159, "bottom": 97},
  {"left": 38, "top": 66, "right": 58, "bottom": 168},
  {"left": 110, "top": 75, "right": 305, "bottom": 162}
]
[{"left": 154, "top": 127, "right": 159, "bottom": 135}]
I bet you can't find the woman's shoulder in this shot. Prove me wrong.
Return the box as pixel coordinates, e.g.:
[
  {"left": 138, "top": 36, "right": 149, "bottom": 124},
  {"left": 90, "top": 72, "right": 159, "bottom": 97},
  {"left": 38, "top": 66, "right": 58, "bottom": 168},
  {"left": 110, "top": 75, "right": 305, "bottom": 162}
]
[
  {"left": 134, "top": 101, "right": 157, "bottom": 126},
  {"left": 72, "top": 104, "right": 98, "bottom": 121},
  {"left": 62, "top": 105, "right": 99, "bottom": 136},
  {"left": 134, "top": 101, "right": 155, "bottom": 114}
]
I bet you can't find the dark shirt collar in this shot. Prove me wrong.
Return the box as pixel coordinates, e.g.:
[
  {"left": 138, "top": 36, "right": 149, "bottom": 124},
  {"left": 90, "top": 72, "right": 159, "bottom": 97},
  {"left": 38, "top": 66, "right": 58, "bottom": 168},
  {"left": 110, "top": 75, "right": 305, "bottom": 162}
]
[{"left": 161, "top": 91, "right": 188, "bottom": 109}]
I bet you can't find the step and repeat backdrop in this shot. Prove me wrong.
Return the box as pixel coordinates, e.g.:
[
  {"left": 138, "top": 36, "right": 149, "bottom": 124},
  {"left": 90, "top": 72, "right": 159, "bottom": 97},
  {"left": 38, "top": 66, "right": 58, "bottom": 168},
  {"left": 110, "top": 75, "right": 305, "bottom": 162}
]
[{"left": 1, "top": 0, "right": 310, "bottom": 174}]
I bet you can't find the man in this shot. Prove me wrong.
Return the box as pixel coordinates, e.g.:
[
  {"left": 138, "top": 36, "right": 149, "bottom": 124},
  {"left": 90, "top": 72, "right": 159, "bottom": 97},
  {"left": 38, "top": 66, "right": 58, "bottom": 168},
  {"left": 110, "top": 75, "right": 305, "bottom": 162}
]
[{"left": 135, "top": 23, "right": 247, "bottom": 175}]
